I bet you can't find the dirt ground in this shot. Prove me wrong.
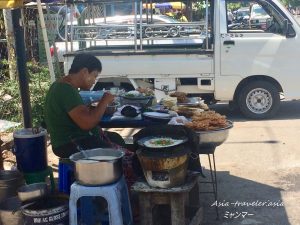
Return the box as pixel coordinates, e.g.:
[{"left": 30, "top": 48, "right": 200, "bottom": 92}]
[{"left": 0, "top": 132, "right": 59, "bottom": 176}]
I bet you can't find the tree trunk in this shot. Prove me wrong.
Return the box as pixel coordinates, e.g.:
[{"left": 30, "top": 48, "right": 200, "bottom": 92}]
[{"left": 3, "top": 9, "right": 17, "bottom": 80}]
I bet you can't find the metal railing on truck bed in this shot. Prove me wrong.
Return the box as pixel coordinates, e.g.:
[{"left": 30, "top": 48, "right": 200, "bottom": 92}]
[{"left": 55, "top": 0, "right": 212, "bottom": 54}]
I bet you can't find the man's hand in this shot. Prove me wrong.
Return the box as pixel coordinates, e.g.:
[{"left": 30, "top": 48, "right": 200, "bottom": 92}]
[
  {"left": 69, "top": 92, "right": 115, "bottom": 130},
  {"left": 100, "top": 92, "right": 115, "bottom": 105}
]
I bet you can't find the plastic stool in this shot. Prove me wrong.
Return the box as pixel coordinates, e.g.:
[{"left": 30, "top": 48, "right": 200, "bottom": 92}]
[
  {"left": 23, "top": 166, "right": 55, "bottom": 192},
  {"left": 69, "top": 176, "right": 133, "bottom": 225},
  {"left": 58, "top": 158, "right": 74, "bottom": 194}
]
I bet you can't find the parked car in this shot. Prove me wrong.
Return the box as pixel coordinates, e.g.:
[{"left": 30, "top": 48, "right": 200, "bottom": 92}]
[
  {"left": 235, "top": 7, "right": 250, "bottom": 23},
  {"left": 249, "top": 3, "right": 270, "bottom": 29}
]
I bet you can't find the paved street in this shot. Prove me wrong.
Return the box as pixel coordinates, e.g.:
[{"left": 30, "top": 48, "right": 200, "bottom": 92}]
[{"left": 199, "top": 100, "right": 300, "bottom": 225}]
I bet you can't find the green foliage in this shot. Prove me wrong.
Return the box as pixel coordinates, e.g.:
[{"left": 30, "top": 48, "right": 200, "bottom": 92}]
[
  {"left": 279, "top": 0, "right": 300, "bottom": 7},
  {"left": 0, "top": 60, "right": 51, "bottom": 127}
]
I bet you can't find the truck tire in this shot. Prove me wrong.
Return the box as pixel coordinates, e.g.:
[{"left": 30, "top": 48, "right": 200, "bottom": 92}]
[{"left": 238, "top": 81, "right": 280, "bottom": 119}]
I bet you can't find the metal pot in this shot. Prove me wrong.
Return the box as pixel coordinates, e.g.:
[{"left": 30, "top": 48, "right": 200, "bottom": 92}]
[
  {"left": 0, "top": 196, "right": 23, "bottom": 225},
  {"left": 196, "top": 120, "right": 233, "bottom": 147},
  {"left": 17, "top": 183, "right": 48, "bottom": 202},
  {"left": 70, "top": 148, "right": 124, "bottom": 186},
  {"left": 0, "top": 170, "right": 25, "bottom": 202}
]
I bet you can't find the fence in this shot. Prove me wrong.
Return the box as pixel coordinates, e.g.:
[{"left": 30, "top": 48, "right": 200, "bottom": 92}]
[{"left": 0, "top": 4, "right": 62, "bottom": 63}]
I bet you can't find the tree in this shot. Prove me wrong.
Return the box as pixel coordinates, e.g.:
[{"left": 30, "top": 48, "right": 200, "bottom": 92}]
[
  {"left": 279, "top": 0, "right": 300, "bottom": 7},
  {"left": 3, "top": 9, "right": 17, "bottom": 80}
]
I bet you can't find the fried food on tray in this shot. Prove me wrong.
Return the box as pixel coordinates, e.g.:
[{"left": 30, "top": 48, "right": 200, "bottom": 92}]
[
  {"left": 161, "top": 97, "right": 177, "bottom": 109},
  {"left": 169, "top": 92, "right": 189, "bottom": 103},
  {"left": 184, "top": 111, "right": 228, "bottom": 131},
  {"left": 136, "top": 87, "right": 154, "bottom": 96},
  {"left": 175, "top": 106, "right": 204, "bottom": 118}
]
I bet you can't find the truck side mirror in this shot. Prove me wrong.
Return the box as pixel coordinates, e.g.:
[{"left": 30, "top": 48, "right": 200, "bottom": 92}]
[{"left": 283, "top": 19, "right": 296, "bottom": 38}]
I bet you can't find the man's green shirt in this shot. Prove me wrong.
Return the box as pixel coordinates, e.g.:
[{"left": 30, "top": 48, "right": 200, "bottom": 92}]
[{"left": 44, "top": 82, "right": 99, "bottom": 148}]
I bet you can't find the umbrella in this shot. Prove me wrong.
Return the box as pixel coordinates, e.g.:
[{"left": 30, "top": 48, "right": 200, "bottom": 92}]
[
  {"left": 143, "top": 2, "right": 186, "bottom": 10},
  {"left": 0, "top": 0, "right": 24, "bottom": 9},
  {"left": 156, "top": 2, "right": 186, "bottom": 10}
]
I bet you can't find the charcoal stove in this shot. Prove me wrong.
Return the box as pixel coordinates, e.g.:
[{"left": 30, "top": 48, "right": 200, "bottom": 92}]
[
  {"left": 134, "top": 125, "right": 198, "bottom": 188},
  {"left": 136, "top": 145, "right": 189, "bottom": 188}
]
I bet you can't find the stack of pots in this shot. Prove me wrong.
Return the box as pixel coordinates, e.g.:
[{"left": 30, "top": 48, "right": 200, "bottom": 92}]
[{"left": 0, "top": 170, "right": 24, "bottom": 225}]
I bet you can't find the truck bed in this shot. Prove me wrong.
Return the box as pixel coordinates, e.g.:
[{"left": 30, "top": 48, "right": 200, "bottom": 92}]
[{"left": 64, "top": 44, "right": 214, "bottom": 78}]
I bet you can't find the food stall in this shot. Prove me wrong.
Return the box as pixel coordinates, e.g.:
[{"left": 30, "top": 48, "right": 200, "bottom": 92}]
[{"left": 77, "top": 88, "right": 233, "bottom": 223}]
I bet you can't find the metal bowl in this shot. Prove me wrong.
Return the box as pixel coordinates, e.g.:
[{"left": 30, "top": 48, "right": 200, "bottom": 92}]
[
  {"left": 196, "top": 120, "right": 233, "bottom": 147},
  {"left": 70, "top": 148, "right": 125, "bottom": 186},
  {"left": 17, "top": 183, "right": 48, "bottom": 202},
  {"left": 104, "top": 102, "right": 120, "bottom": 116},
  {"left": 120, "top": 95, "right": 153, "bottom": 107}
]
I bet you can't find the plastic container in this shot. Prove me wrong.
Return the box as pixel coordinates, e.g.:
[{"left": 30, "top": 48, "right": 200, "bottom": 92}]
[
  {"left": 13, "top": 128, "right": 48, "bottom": 173},
  {"left": 79, "top": 91, "right": 104, "bottom": 105},
  {"left": 58, "top": 158, "right": 74, "bottom": 195}
]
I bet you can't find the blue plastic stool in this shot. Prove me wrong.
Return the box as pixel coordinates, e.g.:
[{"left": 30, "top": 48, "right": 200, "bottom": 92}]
[
  {"left": 58, "top": 158, "right": 74, "bottom": 194},
  {"left": 69, "top": 176, "right": 133, "bottom": 225}
]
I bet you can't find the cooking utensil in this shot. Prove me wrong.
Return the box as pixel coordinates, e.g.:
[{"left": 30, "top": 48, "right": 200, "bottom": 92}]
[
  {"left": 142, "top": 111, "right": 173, "bottom": 123},
  {"left": 133, "top": 125, "right": 194, "bottom": 155},
  {"left": 196, "top": 120, "right": 233, "bottom": 147},
  {"left": 70, "top": 148, "right": 125, "bottom": 186},
  {"left": 17, "top": 183, "right": 48, "bottom": 202},
  {"left": 137, "top": 136, "right": 188, "bottom": 149},
  {"left": 177, "top": 97, "right": 204, "bottom": 107},
  {"left": 105, "top": 102, "right": 120, "bottom": 116},
  {"left": 120, "top": 94, "right": 153, "bottom": 107}
]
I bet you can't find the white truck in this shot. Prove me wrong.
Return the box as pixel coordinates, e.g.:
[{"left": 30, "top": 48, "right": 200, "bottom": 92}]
[{"left": 62, "top": 0, "right": 300, "bottom": 119}]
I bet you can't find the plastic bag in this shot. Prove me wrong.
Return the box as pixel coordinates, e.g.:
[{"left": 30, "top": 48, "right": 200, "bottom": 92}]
[{"left": 168, "top": 116, "right": 189, "bottom": 125}]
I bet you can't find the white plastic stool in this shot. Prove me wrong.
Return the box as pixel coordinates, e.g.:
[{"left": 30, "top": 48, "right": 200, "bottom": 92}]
[{"left": 69, "top": 176, "right": 133, "bottom": 225}]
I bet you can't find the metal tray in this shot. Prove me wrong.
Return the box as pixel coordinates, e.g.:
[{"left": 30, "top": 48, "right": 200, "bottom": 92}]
[
  {"left": 177, "top": 97, "right": 204, "bottom": 106},
  {"left": 137, "top": 136, "right": 188, "bottom": 149}
]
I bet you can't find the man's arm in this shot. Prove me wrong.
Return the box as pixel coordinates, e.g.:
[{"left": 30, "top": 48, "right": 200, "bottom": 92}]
[{"left": 68, "top": 92, "right": 115, "bottom": 130}]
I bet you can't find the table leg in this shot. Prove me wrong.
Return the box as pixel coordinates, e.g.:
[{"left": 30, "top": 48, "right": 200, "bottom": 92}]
[
  {"left": 171, "top": 193, "right": 186, "bottom": 225},
  {"left": 139, "top": 193, "right": 153, "bottom": 225}
]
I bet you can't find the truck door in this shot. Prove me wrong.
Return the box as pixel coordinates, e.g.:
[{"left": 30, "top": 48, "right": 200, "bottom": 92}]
[
  {"left": 220, "top": 0, "right": 292, "bottom": 77},
  {"left": 218, "top": 0, "right": 300, "bottom": 119}
]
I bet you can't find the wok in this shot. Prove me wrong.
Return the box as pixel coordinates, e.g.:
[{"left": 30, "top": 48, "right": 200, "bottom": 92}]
[
  {"left": 196, "top": 120, "right": 233, "bottom": 148},
  {"left": 133, "top": 125, "right": 195, "bottom": 154}
]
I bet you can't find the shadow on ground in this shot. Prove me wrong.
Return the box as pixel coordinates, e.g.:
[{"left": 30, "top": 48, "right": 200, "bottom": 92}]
[
  {"left": 199, "top": 169, "right": 289, "bottom": 225},
  {"left": 210, "top": 100, "right": 300, "bottom": 122}
]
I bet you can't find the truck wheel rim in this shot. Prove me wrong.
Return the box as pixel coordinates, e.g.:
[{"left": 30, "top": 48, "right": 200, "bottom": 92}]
[{"left": 246, "top": 88, "right": 272, "bottom": 114}]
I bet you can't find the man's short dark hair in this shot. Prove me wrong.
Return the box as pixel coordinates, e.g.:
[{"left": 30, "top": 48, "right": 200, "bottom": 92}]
[{"left": 69, "top": 54, "right": 102, "bottom": 74}]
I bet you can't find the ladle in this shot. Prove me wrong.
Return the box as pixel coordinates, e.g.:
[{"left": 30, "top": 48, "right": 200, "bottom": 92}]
[{"left": 75, "top": 143, "right": 102, "bottom": 162}]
